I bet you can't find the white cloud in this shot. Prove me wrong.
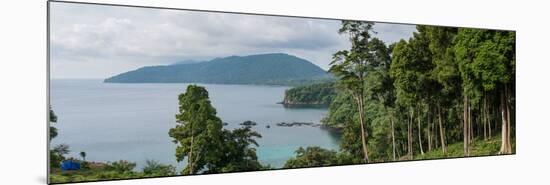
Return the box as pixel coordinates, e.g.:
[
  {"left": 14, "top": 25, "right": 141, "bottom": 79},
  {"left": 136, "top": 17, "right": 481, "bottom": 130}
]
[{"left": 50, "top": 2, "right": 416, "bottom": 79}]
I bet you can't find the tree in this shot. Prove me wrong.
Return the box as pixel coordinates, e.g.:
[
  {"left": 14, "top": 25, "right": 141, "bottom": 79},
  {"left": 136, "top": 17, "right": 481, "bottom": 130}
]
[
  {"left": 50, "top": 144, "right": 70, "bottom": 168},
  {"left": 49, "top": 107, "right": 65, "bottom": 168},
  {"left": 49, "top": 107, "right": 58, "bottom": 140},
  {"left": 214, "top": 126, "right": 264, "bottom": 173},
  {"left": 364, "top": 38, "right": 397, "bottom": 161},
  {"left": 169, "top": 85, "right": 265, "bottom": 174},
  {"left": 142, "top": 159, "right": 176, "bottom": 176},
  {"left": 53, "top": 144, "right": 70, "bottom": 156},
  {"left": 283, "top": 146, "right": 354, "bottom": 168},
  {"left": 390, "top": 29, "right": 434, "bottom": 158},
  {"left": 169, "top": 85, "right": 224, "bottom": 175},
  {"left": 107, "top": 160, "right": 136, "bottom": 173},
  {"left": 424, "top": 26, "right": 459, "bottom": 156},
  {"left": 80, "top": 151, "right": 86, "bottom": 161},
  {"left": 329, "top": 20, "right": 377, "bottom": 163}
]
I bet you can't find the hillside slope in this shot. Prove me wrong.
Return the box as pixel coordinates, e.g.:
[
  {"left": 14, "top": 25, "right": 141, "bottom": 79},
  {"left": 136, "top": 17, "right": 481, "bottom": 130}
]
[{"left": 104, "top": 53, "right": 330, "bottom": 85}]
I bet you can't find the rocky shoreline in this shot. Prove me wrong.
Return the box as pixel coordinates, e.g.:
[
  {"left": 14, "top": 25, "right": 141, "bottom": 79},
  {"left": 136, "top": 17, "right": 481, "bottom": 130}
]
[
  {"left": 278, "top": 97, "right": 329, "bottom": 108},
  {"left": 278, "top": 98, "right": 329, "bottom": 108},
  {"left": 225, "top": 120, "right": 342, "bottom": 133}
]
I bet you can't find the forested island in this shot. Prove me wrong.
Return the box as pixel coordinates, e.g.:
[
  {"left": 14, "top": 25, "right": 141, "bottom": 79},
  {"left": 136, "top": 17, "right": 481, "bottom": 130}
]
[
  {"left": 104, "top": 53, "right": 331, "bottom": 86},
  {"left": 50, "top": 20, "right": 515, "bottom": 183},
  {"left": 280, "top": 82, "right": 336, "bottom": 107}
]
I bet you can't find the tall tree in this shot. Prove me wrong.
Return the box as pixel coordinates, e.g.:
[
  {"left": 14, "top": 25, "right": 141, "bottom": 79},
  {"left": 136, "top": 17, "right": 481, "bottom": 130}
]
[
  {"left": 169, "top": 85, "right": 265, "bottom": 174},
  {"left": 390, "top": 28, "right": 433, "bottom": 158},
  {"left": 390, "top": 40, "right": 415, "bottom": 158},
  {"left": 169, "top": 85, "right": 224, "bottom": 175},
  {"left": 424, "top": 26, "right": 459, "bottom": 156},
  {"left": 364, "top": 38, "right": 396, "bottom": 161},
  {"left": 329, "top": 20, "right": 377, "bottom": 163}
]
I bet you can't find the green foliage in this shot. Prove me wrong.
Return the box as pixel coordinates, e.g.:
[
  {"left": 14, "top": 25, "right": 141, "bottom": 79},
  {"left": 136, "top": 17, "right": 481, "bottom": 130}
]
[
  {"left": 455, "top": 28, "right": 515, "bottom": 99},
  {"left": 49, "top": 107, "right": 58, "bottom": 140},
  {"left": 415, "top": 134, "right": 515, "bottom": 160},
  {"left": 49, "top": 107, "right": 57, "bottom": 122},
  {"left": 338, "top": 116, "right": 364, "bottom": 158},
  {"left": 390, "top": 29, "right": 434, "bottom": 108},
  {"left": 169, "top": 85, "right": 224, "bottom": 174},
  {"left": 104, "top": 53, "right": 331, "bottom": 85},
  {"left": 329, "top": 20, "right": 393, "bottom": 162},
  {"left": 169, "top": 85, "right": 265, "bottom": 174},
  {"left": 52, "top": 144, "right": 70, "bottom": 156},
  {"left": 283, "top": 146, "right": 355, "bottom": 168},
  {"left": 80, "top": 151, "right": 86, "bottom": 161},
  {"left": 105, "top": 160, "right": 136, "bottom": 173},
  {"left": 49, "top": 107, "right": 65, "bottom": 169},
  {"left": 50, "top": 159, "right": 178, "bottom": 184},
  {"left": 329, "top": 21, "right": 376, "bottom": 97},
  {"left": 214, "top": 126, "right": 265, "bottom": 173},
  {"left": 50, "top": 150, "right": 64, "bottom": 169},
  {"left": 283, "top": 82, "right": 336, "bottom": 106},
  {"left": 322, "top": 90, "right": 356, "bottom": 127},
  {"left": 142, "top": 160, "right": 177, "bottom": 177},
  {"left": 323, "top": 22, "right": 515, "bottom": 163}
]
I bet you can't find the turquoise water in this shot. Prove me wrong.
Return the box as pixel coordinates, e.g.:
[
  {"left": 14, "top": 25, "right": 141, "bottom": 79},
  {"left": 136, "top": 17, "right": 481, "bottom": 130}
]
[{"left": 50, "top": 79, "right": 340, "bottom": 170}]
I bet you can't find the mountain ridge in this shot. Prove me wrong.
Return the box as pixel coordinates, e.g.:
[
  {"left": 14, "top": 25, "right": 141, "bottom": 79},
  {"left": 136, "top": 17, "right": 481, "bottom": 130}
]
[{"left": 104, "top": 53, "right": 331, "bottom": 85}]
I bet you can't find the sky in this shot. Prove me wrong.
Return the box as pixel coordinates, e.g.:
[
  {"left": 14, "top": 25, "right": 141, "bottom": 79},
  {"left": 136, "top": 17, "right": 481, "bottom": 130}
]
[{"left": 50, "top": 2, "right": 417, "bottom": 79}]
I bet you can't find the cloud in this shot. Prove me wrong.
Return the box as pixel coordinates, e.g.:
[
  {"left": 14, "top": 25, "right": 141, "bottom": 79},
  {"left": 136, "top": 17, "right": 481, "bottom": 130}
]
[{"left": 50, "top": 2, "right": 416, "bottom": 79}]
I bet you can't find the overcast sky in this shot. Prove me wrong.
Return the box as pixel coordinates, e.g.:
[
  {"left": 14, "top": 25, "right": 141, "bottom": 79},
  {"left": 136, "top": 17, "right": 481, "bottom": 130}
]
[{"left": 50, "top": 2, "right": 417, "bottom": 79}]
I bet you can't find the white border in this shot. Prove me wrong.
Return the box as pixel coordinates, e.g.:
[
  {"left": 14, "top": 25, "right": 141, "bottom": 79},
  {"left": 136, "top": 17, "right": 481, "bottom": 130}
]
[{"left": 1, "top": 0, "right": 548, "bottom": 185}]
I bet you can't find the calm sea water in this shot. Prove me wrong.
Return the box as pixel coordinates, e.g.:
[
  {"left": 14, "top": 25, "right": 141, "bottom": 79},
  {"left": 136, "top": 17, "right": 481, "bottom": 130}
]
[{"left": 50, "top": 79, "right": 340, "bottom": 170}]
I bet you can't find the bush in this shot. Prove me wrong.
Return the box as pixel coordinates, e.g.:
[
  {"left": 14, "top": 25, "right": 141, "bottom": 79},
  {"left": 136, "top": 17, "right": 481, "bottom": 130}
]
[
  {"left": 105, "top": 160, "right": 136, "bottom": 173},
  {"left": 142, "top": 160, "right": 176, "bottom": 176},
  {"left": 283, "top": 146, "right": 355, "bottom": 168}
]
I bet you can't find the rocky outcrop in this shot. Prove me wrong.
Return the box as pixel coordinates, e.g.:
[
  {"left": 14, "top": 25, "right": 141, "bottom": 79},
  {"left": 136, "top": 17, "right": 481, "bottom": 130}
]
[
  {"left": 239, "top": 120, "right": 257, "bottom": 126},
  {"left": 275, "top": 121, "right": 314, "bottom": 127},
  {"left": 273, "top": 121, "right": 343, "bottom": 133}
]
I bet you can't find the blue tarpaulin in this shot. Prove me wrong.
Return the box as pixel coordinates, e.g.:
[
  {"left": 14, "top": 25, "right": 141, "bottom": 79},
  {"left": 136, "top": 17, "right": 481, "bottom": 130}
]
[{"left": 60, "top": 160, "right": 80, "bottom": 171}]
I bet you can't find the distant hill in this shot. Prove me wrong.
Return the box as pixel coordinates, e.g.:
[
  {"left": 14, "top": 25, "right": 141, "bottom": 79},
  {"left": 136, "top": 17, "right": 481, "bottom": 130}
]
[
  {"left": 281, "top": 82, "right": 336, "bottom": 108},
  {"left": 104, "top": 53, "right": 331, "bottom": 85}
]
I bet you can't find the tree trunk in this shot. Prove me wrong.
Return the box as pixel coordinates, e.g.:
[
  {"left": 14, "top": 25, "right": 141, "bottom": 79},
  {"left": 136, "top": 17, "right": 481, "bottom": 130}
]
[
  {"left": 438, "top": 104, "right": 447, "bottom": 156},
  {"left": 482, "top": 97, "right": 487, "bottom": 141},
  {"left": 417, "top": 107, "right": 424, "bottom": 155},
  {"left": 188, "top": 127, "right": 194, "bottom": 174},
  {"left": 408, "top": 110, "right": 413, "bottom": 159},
  {"left": 427, "top": 105, "right": 432, "bottom": 152},
  {"left": 487, "top": 102, "right": 493, "bottom": 139},
  {"left": 391, "top": 116, "right": 396, "bottom": 161},
  {"left": 506, "top": 86, "right": 512, "bottom": 152},
  {"left": 356, "top": 95, "right": 369, "bottom": 162},
  {"left": 500, "top": 85, "right": 512, "bottom": 154},
  {"left": 434, "top": 118, "right": 439, "bottom": 149},
  {"left": 463, "top": 95, "right": 470, "bottom": 157},
  {"left": 469, "top": 104, "right": 473, "bottom": 144}
]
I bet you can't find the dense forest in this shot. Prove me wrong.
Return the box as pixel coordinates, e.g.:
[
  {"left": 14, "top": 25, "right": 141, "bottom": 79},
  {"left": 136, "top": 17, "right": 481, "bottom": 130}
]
[
  {"left": 281, "top": 82, "right": 337, "bottom": 106},
  {"left": 295, "top": 21, "right": 515, "bottom": 163}
]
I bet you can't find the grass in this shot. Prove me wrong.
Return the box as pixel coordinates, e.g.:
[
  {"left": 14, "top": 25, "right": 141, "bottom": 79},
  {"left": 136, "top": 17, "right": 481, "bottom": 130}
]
[
  {"left": 49, "top": 163, "right": 157, "bottom": 184},
  {"left": 414, "top": 135, "right": 516, "bottom": 160}
]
